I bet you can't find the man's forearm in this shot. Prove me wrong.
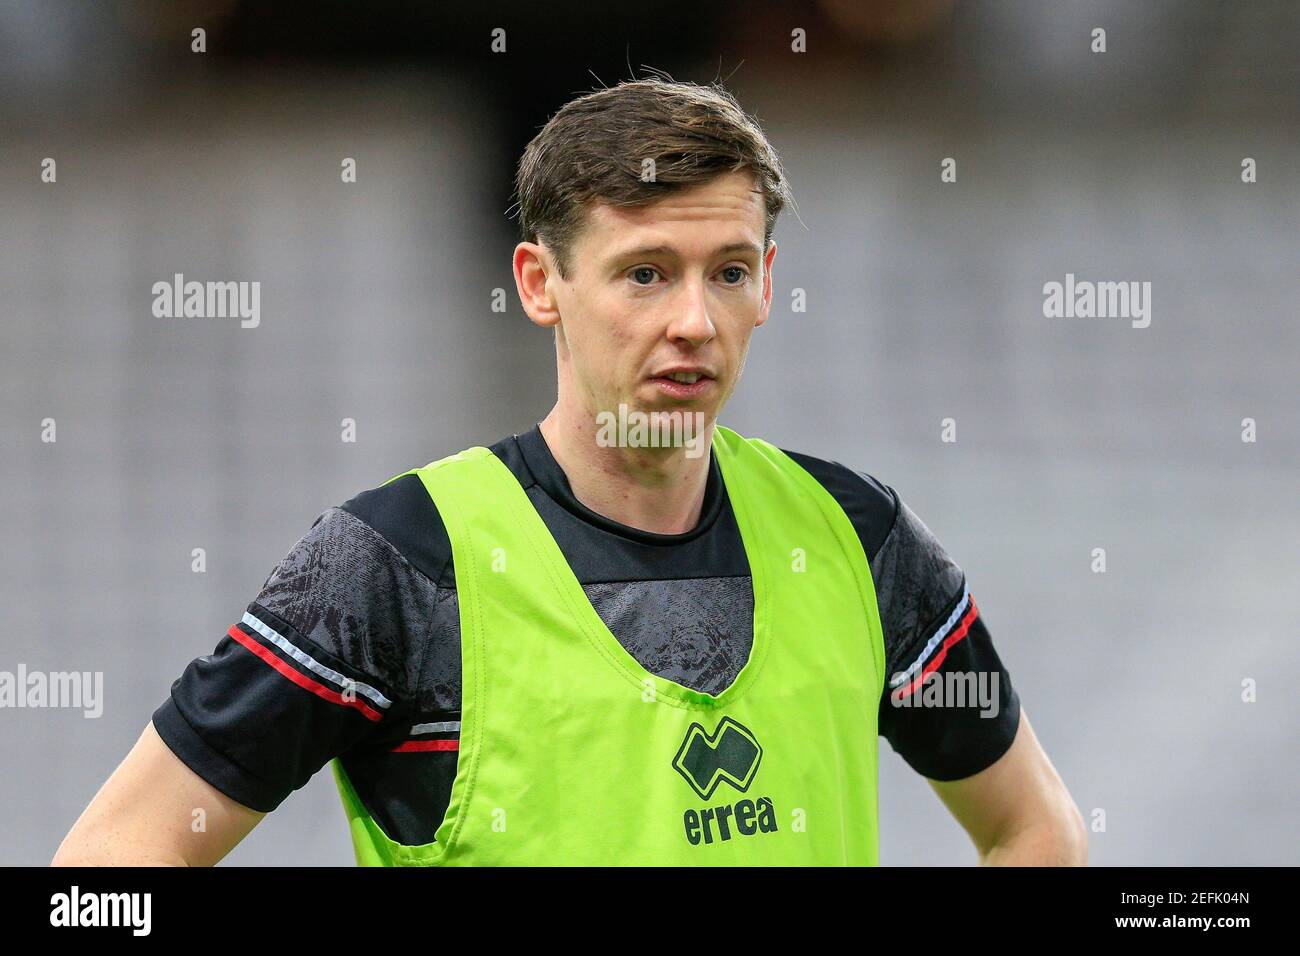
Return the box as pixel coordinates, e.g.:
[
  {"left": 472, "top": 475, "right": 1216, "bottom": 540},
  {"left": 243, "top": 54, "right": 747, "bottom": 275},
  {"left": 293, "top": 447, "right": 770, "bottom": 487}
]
[{"left": 979, "top": 816, "right": 1088, "bottom": 866}]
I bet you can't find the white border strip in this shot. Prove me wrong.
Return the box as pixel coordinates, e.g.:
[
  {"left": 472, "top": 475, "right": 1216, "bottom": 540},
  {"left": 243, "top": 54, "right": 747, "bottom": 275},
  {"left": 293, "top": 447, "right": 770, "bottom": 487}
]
[
  {"left": 888, "top": 584, "right": 972, "bottom": 689},
  {"left": 410, "top": 721, "right": 461, "bottom": 735},
  {"left": 241, "top": 612, "right": 392, "bottom": 710}
]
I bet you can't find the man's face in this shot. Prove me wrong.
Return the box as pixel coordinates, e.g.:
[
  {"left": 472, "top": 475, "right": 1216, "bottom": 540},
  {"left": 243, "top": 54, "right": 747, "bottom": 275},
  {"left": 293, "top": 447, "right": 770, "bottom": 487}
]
[{"left": 530, "top": 169, "right": 777, "bottom": 434}]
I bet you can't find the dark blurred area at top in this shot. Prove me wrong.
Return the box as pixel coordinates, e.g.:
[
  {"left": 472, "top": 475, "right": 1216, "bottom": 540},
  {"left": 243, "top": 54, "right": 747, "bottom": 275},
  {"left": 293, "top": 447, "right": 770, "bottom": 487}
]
[
  {"left": 0, "top": 0, "right": 956, "bottom": 213},
  {"left": 5, "top": 0, "right": 1297, "bottom": 229}
]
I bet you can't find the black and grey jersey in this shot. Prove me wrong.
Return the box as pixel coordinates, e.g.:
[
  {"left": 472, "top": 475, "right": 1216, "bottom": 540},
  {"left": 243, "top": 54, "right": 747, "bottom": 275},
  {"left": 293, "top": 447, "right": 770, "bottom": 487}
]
[{"left": 153, "top": 424, "right": 1021, "bottom": 846}]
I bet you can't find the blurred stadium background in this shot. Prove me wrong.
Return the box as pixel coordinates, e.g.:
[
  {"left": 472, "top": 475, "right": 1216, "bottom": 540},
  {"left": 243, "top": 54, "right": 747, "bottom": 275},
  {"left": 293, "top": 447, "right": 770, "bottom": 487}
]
[{"left": 1, "top": 0, "right": 1296, "bottom": 865}]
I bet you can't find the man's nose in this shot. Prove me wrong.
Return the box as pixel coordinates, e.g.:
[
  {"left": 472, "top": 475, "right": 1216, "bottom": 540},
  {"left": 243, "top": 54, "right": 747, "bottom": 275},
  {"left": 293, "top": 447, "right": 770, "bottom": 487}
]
[{"left": 666, "top": 278, "right": 716, "bottom": 347}]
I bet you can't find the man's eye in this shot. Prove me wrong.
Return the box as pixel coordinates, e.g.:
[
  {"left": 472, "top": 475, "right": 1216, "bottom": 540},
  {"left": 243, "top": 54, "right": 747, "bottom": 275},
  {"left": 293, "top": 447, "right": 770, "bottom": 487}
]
[
  {"left": 720, "top": 266, "right": 748, "bottom": 284},
  {"left": 630, "top": 267, "right": 659, "bottom": 285}
]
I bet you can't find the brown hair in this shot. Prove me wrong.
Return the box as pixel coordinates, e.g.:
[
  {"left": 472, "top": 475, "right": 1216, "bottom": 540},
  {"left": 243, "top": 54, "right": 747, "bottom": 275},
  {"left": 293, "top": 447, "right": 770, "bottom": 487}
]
[{"left": 512, "top": 76, "right": 794, "bottom": 279}]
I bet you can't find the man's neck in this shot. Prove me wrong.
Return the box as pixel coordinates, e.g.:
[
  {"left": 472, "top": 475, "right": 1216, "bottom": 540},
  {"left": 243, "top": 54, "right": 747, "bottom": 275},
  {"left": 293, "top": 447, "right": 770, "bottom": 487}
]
[{"left": 538, "top": 404, "right": 715, "bottom": 535}]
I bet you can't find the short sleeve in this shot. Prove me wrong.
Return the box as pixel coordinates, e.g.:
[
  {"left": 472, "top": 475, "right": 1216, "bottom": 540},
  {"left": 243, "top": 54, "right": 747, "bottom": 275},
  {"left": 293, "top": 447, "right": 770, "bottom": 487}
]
[
  {"left": 872, "top": 493, "right": 1021, "bottom": 781},
  {"left": 151, "top": 506, "right": 435, "bottom": 811}
]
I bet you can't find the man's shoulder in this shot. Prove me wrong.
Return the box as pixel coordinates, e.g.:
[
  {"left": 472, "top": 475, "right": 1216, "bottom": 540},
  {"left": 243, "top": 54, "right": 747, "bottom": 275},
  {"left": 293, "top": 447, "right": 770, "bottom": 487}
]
[
  {"left": 330, "top": 431, "right": 526, "bottom": 585},
  {"left": 772, "top": 444, "right": 899, "bottom": 564},
  {"left": 333, "top": 470, "right": 454, "bottom": 588},
  {"left": 772, "top": 444, "right": 963, "bottom": 595},
  {"left": 768, "top": 443, "right": 971, "bottom": 687}
]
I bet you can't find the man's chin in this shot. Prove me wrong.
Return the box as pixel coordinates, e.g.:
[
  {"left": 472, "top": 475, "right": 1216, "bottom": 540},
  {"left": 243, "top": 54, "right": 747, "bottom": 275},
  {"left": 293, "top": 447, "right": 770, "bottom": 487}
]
[{"left": 592, "top": 396, "right": 716, "bottom": 459}]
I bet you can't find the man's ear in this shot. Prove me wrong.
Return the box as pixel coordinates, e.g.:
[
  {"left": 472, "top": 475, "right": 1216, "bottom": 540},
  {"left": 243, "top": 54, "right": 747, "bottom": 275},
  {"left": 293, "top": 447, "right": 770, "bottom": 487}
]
[
  {"left": 755, "top": 239, "right": 777, "bottom": 329},
  {"left": 514, "top": 241, "right": 562, "bottom": 328}
]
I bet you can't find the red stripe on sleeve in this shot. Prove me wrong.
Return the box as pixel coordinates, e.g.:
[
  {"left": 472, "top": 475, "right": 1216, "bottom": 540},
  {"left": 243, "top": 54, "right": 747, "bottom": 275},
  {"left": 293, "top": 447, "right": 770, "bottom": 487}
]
[
  {"left": 391, "top": 739, "right": 460, "bottom": 753},
  {"left": 227, "top": 625, "right": 383, "bottom": 722},
  {"left": 894, "top": 594, "right": 980, "bottom": 701}
]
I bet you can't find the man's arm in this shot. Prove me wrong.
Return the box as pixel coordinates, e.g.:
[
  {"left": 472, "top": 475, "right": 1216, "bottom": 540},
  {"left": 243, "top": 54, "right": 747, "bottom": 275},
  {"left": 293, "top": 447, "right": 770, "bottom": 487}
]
[
  {"left": 928, "top": 707, "right": 1087, "bottom": 865},
  {"left": 52, "top": 721, "right": 265, "bottom": 866}
]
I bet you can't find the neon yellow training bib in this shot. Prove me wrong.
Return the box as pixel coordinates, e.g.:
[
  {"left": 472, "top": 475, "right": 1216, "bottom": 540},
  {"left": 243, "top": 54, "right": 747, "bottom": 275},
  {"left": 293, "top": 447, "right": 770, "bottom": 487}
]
[{"left": 332, "top": 424, "right": 886, "bottom": 865}]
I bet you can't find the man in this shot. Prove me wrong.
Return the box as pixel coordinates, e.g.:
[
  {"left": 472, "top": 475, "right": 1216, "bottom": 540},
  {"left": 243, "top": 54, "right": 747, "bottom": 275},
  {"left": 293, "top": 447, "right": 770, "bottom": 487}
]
[{"left": 54, "top": 78, "right": 1086, "bottom": 866}]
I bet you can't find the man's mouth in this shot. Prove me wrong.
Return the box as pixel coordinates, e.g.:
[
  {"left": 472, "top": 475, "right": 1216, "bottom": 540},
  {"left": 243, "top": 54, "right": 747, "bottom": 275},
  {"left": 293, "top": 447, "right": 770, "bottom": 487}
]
[{"left": 650, "top": 369, "right": 715, "bottom": 398}]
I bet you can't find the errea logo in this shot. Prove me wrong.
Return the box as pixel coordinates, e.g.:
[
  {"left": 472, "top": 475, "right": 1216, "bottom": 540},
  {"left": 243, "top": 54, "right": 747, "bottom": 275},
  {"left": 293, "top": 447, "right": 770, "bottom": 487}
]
[
  {"left": 673, "top": 716, "right": 761, "bottom": 797},
  {"left": 673, "top": 716, "right": 778, "bottom": 845}
]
